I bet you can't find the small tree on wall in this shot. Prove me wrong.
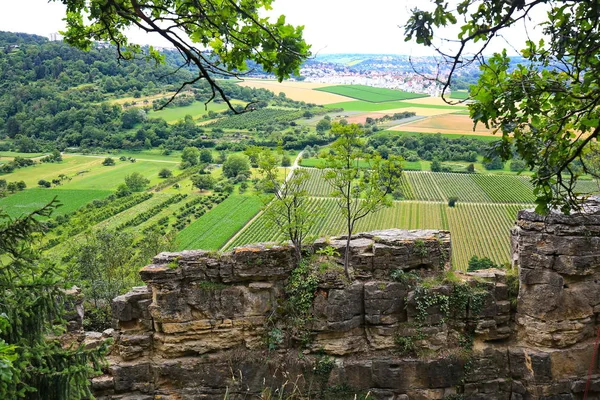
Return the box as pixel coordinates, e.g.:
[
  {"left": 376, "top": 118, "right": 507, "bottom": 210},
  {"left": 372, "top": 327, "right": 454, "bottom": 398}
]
[
  {"left": 258, "top": 149, "right": 316, "bottom": 265},
  {"left": 322, "top": 123, "right": 403, "bottom": 276}
]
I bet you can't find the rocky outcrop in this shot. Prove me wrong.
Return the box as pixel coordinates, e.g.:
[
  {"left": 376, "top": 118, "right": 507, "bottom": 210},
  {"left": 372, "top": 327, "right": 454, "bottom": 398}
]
[
  {"left": 93, "top": 205, "right": 600, "bottom": 399},
  {"left": 512, "top": 199, "right": 600, "bottom": 349}
]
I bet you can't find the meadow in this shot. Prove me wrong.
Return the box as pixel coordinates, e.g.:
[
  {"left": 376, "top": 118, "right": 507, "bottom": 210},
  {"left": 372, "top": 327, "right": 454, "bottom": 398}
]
[
  {"left": 315, "top": 85, "right": 428, "bottom": 103},
  {"left": 0, "top": 189, "right": 112, "bottom": 218}
]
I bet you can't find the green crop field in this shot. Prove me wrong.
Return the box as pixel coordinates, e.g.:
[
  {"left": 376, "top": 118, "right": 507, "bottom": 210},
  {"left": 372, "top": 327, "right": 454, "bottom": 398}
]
[
  {"left": 471, "top": 175, "right": 536, "bottom": 203},
  {"left": 0, "top": 188, "right": 112, "bottom": 218},
  {"left": 315, "top": 85, "right": 428, "bottom": 103},
  {"left": 326, "top": 100, "right": 467, "bottom": 112},
  {"left": 176, "top": 194, "right": 263, "bottom": 250},
  {"left": 227, "top": 198, "right": 522, "bottom": 269},
  {"left": 98, "top": 194, "right": 172, "bottom": 230},
  {"left": 300, "top": 168, "right": 538, "bottom": 204}
]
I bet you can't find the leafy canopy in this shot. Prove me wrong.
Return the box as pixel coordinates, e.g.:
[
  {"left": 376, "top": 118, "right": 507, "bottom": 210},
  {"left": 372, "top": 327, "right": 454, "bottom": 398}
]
[
  {"left": 321, "top": 123, "right": 403, "bottom": 274},
  {"left": 258, "top": 149, "right": 316, "bottom": 263},
  {"left": 57, "top": 0, "right": 311, "bottom": 110},
  {"left": 405, "top": 0, "right": 600, "bottom": 213}
]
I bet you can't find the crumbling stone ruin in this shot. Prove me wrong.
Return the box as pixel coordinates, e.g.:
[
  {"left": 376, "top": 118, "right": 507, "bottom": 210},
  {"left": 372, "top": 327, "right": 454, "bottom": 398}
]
[{"left": 90, "top": 200, "right": 600, "bottom": 399}]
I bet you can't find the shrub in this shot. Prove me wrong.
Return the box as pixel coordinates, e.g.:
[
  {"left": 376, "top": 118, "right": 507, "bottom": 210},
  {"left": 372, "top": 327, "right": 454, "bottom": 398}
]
[
  {"left": 467, "top": 255, "right": 499, "bottom": 272},
  {"left": 102, "top": 157, "right": 115, "bottom": 166},
  {"left": 158, "top": 168, "right": 173, "bottom": 178},
  {"left": 448, "top": 197, "right": 458, "bottom": 207}
]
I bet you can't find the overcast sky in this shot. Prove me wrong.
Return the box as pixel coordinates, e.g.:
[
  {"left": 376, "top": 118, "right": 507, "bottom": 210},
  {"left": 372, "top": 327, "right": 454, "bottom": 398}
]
[{"left": 0, "top": 0, "right": 546, "bottom": 56}]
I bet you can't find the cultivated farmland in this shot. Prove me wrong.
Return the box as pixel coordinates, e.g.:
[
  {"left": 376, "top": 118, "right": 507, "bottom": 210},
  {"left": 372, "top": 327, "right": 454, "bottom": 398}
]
[
  {"left": 390, "top": 114, "right": 495, "bottom": 136},
  {"left": 177, "top": 194, "right": 263, "bottom": 250},
  {"left": 236, "top": 80, "right": 351, "bottom": 104},
  {"left": 316, "top": 85, "right": 428, "bottom": 102},
  {"left": 228, "top": 198, "right": 522, "bottom": 269},
  {"left": 300, "top": 168, "right": 537, "bottom": 204}
]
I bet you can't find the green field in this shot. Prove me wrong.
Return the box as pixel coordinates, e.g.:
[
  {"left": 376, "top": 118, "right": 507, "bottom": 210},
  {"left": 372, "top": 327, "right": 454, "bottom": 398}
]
[
  {"left": 326, "top": 100, "right": 467, "bottom": 112},
  {"left": 227, "top": 198, "right": 522, "bottom": 269},
  {"left": 62, "top": 160, "right": 172, "bottom": 190},
  {"left": 450, "top": 91, "right": 470, "bottom": 100},
  {"left": 176, "top": 194, "right": 263, "bottom": 250},
  {"left": 148, "top": 100, "right": 245, "bottom": 123},
  {"left": 1, "top": 156, "right": 102, "bottom": 187},
  {"left": 315, "top": 85, "right": 428, "bottom": 103},
  {"left": 300, "top": 168, "right": 537, "bottom": 204},
  {"left": 0, "top": 189, "right": 112, "bottom": 218}
]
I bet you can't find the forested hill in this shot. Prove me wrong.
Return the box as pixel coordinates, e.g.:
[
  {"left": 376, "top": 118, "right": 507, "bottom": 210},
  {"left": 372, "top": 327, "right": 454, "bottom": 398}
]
[{"left": 0, "top": 31, "right": 312, "bottom": 153}]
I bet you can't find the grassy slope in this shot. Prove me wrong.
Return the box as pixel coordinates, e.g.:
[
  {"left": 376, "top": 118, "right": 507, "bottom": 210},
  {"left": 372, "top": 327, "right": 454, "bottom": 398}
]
[
  {"left": 0, "top": 189, "right": 112, "bottom": 218},
  {"left": 176, "top": 194, "right": 263, "bottom": 250},
  {"left": 315, "top": 85, "right": 428, "bottom": 102}
]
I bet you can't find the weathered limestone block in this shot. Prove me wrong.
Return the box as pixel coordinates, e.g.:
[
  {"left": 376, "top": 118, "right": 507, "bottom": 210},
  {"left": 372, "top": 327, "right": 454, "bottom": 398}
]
[
  {"left": 514, "top": 201, "right": 600, "bottom": 348},
  {"left": 310, "top": 327, "right": 367, "bottom": 355},
  {"left": 110, "top": 362, "right": 153, "bottom": 394},
  {"left": 406, "top": 285, "right": 452, "bottom": 326},
  {"left": 231, "top": 244, "right": 294, "bottom": 281},
  {"left": 312, "top": 282, "right": 364, "bottom": 331},
  {"left": 183, "top": 284, "right": 274, "bottom": 319},
  {"left": 364, "top": 281, "right": 407, "bottom": 325},
  {"left": 509, "top": 347, "right": 553, "bottom": 383},
  {"left": 111, "top": 286, "right": 152, "bottom": 332},
  {"left": 116, "top": 334, "right": 152, "bottom": 361},
  {"left": 64, "top": 286, "right": 84, "bottom": 332}
]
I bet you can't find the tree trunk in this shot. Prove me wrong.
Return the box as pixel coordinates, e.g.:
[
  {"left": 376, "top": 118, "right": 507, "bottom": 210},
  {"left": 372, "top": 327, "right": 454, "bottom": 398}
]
[{"left": 344, "top": 226, "right": 352, "bottom": 278}]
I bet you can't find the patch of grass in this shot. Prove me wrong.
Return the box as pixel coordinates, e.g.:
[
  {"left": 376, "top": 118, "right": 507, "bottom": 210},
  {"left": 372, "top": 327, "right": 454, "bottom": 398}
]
[
  {"left": 316, "top": 84, "right": 428, "bottom": 103},
  {"left": 0, "top": 155, "right": 101, "bottom": 188},
  {"left": 63, "top": 160, "right": 172, "bottom": 190},
  {"left": 176, "top": 194, "right": 262, "bottom": 250},
  {"left": 0, "top": 189, "right": 112, "bottom": 218}
]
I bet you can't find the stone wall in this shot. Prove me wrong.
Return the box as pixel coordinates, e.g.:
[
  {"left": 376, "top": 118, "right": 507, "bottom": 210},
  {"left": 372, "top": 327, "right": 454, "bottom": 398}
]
[{"left": 92, "top": 206, "right": 600, "bottom": 399}]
